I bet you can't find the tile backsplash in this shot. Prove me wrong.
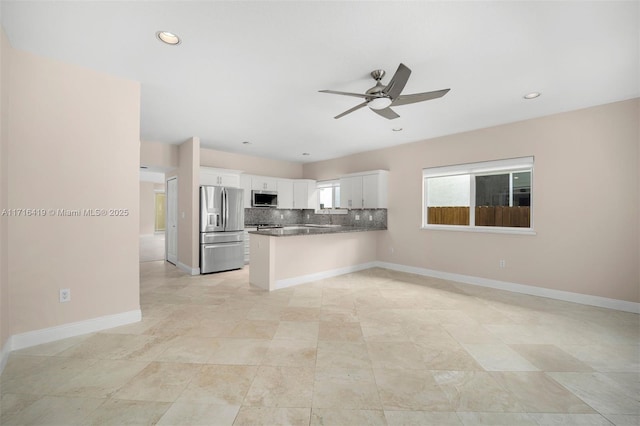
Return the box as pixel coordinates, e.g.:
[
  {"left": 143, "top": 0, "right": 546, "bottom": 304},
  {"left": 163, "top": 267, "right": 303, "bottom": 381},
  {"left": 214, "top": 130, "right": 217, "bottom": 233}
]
[{"left": 245, "top": 208, "right": 387, "bottom": 229}]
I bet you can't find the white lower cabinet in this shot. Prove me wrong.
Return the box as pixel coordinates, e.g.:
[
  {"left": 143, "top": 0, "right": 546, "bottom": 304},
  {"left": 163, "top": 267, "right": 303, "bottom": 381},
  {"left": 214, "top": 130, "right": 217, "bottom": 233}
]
[{"left": 244, "top": 227, "right": 257, "bottom": 264}]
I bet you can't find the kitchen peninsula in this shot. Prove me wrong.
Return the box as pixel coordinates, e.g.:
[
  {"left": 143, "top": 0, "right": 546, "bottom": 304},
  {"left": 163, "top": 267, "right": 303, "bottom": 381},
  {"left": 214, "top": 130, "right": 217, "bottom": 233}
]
[{"left": 249, "top": 225, "right": 386, "bottom": 291}]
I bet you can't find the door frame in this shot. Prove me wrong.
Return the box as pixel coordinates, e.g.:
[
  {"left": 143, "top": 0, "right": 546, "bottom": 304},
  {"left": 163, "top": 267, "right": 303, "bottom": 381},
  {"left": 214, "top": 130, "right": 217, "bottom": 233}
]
[{"left": 166, "top": 177, "right": 178, "bottom": 265}]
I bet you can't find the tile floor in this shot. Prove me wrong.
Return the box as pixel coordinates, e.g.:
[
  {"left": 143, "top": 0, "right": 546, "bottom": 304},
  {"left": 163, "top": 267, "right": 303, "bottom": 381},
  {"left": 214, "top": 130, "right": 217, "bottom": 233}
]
[
  {"left": 1, "top": 262, "right": 638, "bottom": 425},
  {"left": 139, "top": 234, "right": 165, "bottom": 263}
]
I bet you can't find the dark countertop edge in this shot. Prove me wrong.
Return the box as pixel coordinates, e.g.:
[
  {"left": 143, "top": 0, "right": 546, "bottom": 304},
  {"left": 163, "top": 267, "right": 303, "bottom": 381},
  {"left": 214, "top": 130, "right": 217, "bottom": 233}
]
[{"left": 248, "top": 226, "right": 387, "bottom": 237}]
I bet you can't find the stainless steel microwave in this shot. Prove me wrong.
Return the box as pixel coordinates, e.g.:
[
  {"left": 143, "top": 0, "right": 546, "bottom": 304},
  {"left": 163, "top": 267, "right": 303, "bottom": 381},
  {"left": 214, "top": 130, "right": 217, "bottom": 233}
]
[{"left": 252, "top": 190, "right": 278, "bottom": 207}]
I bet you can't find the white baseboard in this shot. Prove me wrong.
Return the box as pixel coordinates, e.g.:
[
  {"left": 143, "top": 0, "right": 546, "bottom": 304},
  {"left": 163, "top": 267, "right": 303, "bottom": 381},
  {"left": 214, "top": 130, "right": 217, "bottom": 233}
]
[
  {"left": 0, "top": 309, "right": 141, "bottom": 375},
  {"left": 0, "top": 335, "right": 13, "bottom": 375},
  {"left": 177, "top": 261, "right": 200, "bottom": 276},
  {"left": 276, "top": 261, "right": 378, "bottom": 290},
  {"left": 8, "top": 309, "right": 142, "bottom": 353},
  {"left": 376, "top": 261, "right": 640, "bottom": 314}
]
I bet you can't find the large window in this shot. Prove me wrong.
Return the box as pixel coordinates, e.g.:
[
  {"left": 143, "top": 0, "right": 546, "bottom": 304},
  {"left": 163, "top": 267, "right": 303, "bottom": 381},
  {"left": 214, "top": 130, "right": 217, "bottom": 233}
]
[
  {"left": 423, "top": 157, "right": 533, "bottom": 232},
  {"left": 317, "top": 180, "right": 341, "bottom": 209}
]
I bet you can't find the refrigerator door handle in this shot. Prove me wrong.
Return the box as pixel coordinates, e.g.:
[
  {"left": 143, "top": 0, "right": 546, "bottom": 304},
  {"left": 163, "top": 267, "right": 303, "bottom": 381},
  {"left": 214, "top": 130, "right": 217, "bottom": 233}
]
[
  {"left": 220, "top": 188, "right": 225, "bottom": 229},
  {"left": 224, "top": 188, "right": 229, "bottom": 230}
]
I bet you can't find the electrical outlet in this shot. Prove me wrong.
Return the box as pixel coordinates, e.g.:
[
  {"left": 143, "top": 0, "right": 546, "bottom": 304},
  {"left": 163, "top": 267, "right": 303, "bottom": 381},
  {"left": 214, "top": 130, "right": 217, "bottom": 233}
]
[
  {"left": 59, "top": 288, "right": 71, "bottom": 303},
  {"left": 355, "top": 214, "right": 360, "bottom": 220},
  {"left": 369, "top": 215, "right": 373, "bottom": 221},
  {"left": 390, "top": 247, "right": 394, "bottom": 254},
  {"left": 280, "top": 214, "right": 283, "bottom": 219},
  {"left": 499, "top": 259, "right": 506, "bottom": 269},
  {"left": 306, "top": 214, "right": 310, "bottom": 219}
]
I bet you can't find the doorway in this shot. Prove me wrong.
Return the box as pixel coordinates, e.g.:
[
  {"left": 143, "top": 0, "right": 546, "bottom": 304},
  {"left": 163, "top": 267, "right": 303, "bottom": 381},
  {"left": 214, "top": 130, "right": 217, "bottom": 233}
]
[{"left": 154, "top": 192, "right": 166, "bottom": 232}]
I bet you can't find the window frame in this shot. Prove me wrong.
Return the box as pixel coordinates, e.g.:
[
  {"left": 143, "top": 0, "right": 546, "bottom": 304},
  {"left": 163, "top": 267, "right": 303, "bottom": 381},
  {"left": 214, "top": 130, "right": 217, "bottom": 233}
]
[
  {"left": 316, "top": 180, "right": 348, "bottom": 214},
  {"left": 422, "top": 157, "right": 535, "bottom": 235}
]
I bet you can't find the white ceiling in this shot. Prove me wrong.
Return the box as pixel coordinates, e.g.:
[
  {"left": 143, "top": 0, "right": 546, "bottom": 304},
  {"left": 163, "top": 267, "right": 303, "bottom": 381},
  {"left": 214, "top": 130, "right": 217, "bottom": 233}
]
[{"left": 2, "top": 1, "right": 638, "bottom": 163}]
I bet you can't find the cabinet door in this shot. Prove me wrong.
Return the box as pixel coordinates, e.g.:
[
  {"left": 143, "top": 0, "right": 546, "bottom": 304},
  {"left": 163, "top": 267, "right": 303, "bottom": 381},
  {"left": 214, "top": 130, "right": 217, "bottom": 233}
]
[
  {"left": 307, "top": 182, "right": 318, "bottom": 210},
  {"left": 200, "top": 172, "right": 220, "bottom": 186},
  {"left": 293, "top": 181, "right": 307, "bottom": 209},
  {"left": 340, "top": 176, "right": 363, "bottom": 209},
  {"left": 277, "top": 179, "right": 294, "bottom": 209},
  {"left": 219, "top": 173, "right": 240, "bottom": 188},
  {"left": 339, "top": 177, "right": 351, "bottom": 208},
  {"left": 362, "top": 174, "right": 379, "bottom": 208},
  {"left": 351, "top": 177, "right": 363, "bottom": 209},
  {"left": 251, "top": 177, "right": 278, "bottom": 191},
  {"left": 243, "top": 227, "right": 257, "bottom": 264},
  {"left": 240, "top": 174, "right": 252, "bottom": 208},
  {"left": 200, "top": 169, "right": 240, "bottom": 188},
  {"left": 264, "top": 178, "right": 277, "bottom": 191}
]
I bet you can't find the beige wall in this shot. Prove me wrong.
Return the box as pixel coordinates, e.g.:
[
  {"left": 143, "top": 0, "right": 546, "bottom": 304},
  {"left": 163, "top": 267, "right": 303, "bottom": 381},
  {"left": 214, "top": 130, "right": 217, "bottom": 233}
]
[
  {"left": 178, "top": 137, "right": 200, "bottom": 271},
  {"left": 5, "top": 40, "right": 141, "bottom": 334},
  {"left": 304, "top": 99, "right": 640, "bottom": 304},
  {"left": 200, "top": 147, "right": 303, "bottom": 179},
  {"left": 140, "top": 142, "right": 302, "bottom": 180},
  {"left": 1, "top": 29, "right": 10, "bottom": 353},
  {"left": 140, "top": 140, "right": 179, "bottom": 171}
]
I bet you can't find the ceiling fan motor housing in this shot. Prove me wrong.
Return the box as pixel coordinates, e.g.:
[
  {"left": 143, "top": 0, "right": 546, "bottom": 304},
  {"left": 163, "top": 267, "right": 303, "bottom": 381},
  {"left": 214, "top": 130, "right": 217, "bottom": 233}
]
[{"left": 370, "top": 69, "right": 386, "bottom": 81}]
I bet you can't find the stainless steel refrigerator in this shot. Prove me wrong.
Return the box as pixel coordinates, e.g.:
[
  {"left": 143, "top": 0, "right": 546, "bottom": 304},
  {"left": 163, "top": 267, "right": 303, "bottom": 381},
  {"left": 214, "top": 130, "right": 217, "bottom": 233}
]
[{"left": 200, "top": 186, "right": 245, "bottom": 274}]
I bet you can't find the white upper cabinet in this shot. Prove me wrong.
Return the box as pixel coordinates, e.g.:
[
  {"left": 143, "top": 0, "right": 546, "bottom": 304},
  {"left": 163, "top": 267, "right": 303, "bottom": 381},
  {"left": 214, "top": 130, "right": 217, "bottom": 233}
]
[
  {"left": 277, "top": 179, "right": 294, "bottom": 209},
  {"left": 200, "top": 167, "right": 241, "bottom": 188},
  {"left": 362, "top": 172, "right": 388, "bottom": 208},
  {"left": 276, "top": 179, "right": 317, "bottom": 209},
  {"left": 340, "top": 176, "right": 363, "bottom": 209},
  {"left": 340, "top": 170, "right": 388, "bottom": 209},
  {"left": 240, "top": 174, "right": 252, "bottom": 207},
  {"left": 293, "top": 180, "right": 317, "bottom": 210},
  {"left": 251, "top": 176, "right": 278, "bottom": 191},
  {"left": 235, "top": 172, "right": 318, "bottom": 210}
]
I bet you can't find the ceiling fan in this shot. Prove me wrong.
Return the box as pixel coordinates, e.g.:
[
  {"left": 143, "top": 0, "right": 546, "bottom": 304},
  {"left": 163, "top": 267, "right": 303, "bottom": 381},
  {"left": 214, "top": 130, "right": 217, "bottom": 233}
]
[{"left": 319, "top": 63, "right": 450, "bottom": 120}]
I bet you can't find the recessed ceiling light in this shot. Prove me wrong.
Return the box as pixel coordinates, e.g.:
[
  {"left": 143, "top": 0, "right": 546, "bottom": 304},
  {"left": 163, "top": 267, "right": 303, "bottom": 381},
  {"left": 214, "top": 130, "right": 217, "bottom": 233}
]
[
  {"left": 156, "top": 31, "right": 181, "bottom": 45},
  {"left": 302, "top": 153, "right": 310, "bottom": 156},
  {"left": 523, "top": 92, "right": 541, "bottom": 99},
  {"left": 392, "top": 127, "right": 403, "bottom": 132}
]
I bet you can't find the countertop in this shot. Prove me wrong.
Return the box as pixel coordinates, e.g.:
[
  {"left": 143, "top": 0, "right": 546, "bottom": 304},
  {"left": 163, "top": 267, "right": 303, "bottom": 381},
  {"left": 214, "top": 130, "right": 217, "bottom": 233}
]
[{"left": 248, "top": 224, "right": 386, "bottom": 237}]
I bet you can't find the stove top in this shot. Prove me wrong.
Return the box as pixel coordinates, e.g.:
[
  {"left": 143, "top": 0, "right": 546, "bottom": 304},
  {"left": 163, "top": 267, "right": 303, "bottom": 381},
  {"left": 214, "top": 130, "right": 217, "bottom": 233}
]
[{"left": 255, "top": 223, "right": 283, "bottom": 230}]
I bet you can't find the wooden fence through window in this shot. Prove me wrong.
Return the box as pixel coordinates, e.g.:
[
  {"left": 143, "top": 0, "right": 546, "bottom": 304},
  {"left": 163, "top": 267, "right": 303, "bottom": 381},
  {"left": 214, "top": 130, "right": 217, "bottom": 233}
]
[{"left": 428, "top": 206, "right": 530, "bottom": 227}]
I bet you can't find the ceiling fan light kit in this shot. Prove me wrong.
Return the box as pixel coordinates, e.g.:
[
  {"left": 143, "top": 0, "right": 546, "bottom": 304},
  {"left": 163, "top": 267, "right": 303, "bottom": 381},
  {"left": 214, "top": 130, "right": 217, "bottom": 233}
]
[
  {"left": 368, "top": 97, "right": 392, "bottom": 110},
  {"left": 319, "top": 63, "right": 450, "bottom": 120}
]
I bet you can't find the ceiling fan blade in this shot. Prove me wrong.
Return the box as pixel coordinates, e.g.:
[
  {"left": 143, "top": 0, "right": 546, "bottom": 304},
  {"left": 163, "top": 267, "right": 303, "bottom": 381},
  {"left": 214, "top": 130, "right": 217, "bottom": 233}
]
[
  {"left": 334, "top": 101, "right": 368, "bottom": 119},
  {"left": 391, "top": 88, "right": 450, "bottom": 106},
  {"left": 319, "top": 90, "right": 370, "bottom": 99},
  {"left": 383, "top": 63, "right": 411, "bottom": 100},
  {"left": 372, "top": 107, "right": 400, "bottom": 120}
]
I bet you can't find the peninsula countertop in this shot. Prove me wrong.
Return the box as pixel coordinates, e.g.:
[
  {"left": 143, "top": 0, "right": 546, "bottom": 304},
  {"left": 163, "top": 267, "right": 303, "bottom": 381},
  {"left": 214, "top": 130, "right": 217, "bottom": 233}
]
[{"left": 248, "top": 224, "right": 386, "bottom": 237}]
